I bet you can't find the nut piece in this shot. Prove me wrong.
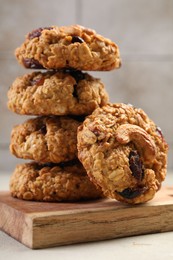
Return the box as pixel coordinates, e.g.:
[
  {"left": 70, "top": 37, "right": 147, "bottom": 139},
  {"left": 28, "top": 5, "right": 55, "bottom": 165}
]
[{"left": 115, "top": 124, "right": 156, "bottom": 163}]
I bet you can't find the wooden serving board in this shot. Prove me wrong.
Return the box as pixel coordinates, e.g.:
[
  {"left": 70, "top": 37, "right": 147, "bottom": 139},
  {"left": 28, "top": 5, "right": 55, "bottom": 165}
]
[{"left": 1, "top": 187, "right": 173, "bottom": 249}]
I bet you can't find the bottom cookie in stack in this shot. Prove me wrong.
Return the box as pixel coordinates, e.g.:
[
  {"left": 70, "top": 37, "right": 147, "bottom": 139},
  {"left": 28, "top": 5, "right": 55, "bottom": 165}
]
[{"left": 10, "top": 160, "right": 103, "bottom": 202}]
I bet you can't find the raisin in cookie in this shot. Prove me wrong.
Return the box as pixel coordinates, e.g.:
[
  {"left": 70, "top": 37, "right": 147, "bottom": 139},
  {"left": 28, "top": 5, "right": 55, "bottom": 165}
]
[
  {"left": 77, "top": 103, "right": 168, "bottom": 204},
  {"left": 10, "top": 116, "right": 81, "bottom": 163},
  {"left": 7, "top": 70, "right": 108, "bottom": 116},
  {"left": 15, "top": 25, "right": 121, "bottom": 71},
  {"left": 10, "top": 160, "right": 103, "bottom": 201}
]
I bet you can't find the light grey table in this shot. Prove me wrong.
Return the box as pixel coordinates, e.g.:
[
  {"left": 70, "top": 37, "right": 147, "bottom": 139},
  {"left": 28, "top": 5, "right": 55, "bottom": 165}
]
[{"left": 0, "top": 171, "right": 173, "bottom": 260}]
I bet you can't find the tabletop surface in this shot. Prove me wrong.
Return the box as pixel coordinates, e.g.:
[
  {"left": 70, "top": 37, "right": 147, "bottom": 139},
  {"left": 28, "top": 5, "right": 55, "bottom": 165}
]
[{"left": 0, "top": 171, "right": 173, "bottom": 260}]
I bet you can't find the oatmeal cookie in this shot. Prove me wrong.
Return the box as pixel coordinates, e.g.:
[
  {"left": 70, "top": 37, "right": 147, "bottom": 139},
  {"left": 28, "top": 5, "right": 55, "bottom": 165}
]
[
  {"left": 7, "top": 70, "right": 108, "bottom": 116},
  {"left": 10, "top": 116, "right": 81, "bottom": 163},
  {"left": 77, "top": 103, "right": 168, "bottom": 204},
  {"left": 10, "top": 160, "right": 103, "bottom": 201},
  {"left": 15, "top": 25, "right": 121, "bottom": 71}
]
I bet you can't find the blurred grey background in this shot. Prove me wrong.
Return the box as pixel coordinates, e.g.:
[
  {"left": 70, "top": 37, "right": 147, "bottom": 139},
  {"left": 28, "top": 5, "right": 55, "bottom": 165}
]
[{"left": 0, "top": 0, "right": 173, "bottom": 172}]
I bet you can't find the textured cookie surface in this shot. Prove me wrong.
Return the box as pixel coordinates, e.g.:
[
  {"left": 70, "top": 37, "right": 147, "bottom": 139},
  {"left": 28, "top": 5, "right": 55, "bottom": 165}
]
[
  {"left": 15, "top": 25, "right": 121, "bottom": 71},
  {"left": 7, "top": 70, "right": 109, "bottom": 116},
  {"left": 10, "top": 161, "right": 103, "bottom": 201},
  {"left": 77, "top": 103, "right": 168, "bottom": 204},
  {"left": 10, "top": 116, "right": 81, "bottom": 163}
]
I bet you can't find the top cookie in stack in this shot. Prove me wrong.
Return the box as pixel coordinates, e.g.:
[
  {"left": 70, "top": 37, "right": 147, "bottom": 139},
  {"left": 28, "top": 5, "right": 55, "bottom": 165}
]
[
  {"left": 15, "top": 25, "right": 121, "bottom": 71},
  {"left": 8, "top": 25, "right": 121, "bottom": 202}
]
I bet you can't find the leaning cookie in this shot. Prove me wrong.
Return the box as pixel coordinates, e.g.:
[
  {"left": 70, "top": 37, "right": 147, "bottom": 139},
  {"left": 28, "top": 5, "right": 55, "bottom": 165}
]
[
  {"left": 10, "top": 116, "right": 81, "bottom": 163},
  {"left": 10, "top": 161, "right": 103, "bottom": 201},
  {"left": 77, "top": 103, "right": 168, "bottom": 204},
  {"left": 15, "top": 25, "right": 121, "bottom": 71},
  {"left": 7, "top": 70, "right": 108, "bottom": 116}
]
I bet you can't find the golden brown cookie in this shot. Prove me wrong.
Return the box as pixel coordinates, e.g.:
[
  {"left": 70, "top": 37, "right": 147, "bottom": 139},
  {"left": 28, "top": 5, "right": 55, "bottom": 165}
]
[
  {"left": 15, "top": 25, "right": 121, "bottom": 71},
  {"left": 77, "top": 103, "right": 168, "bottom": 204},
  {"left": 10, "top": 160, "right": 103, "bottom": 201},
  {"left": 10, "top": 116, "right": 81, "bottom": 163},
  {"left": 7, "top": 70, "right": 109, "bottom": 116}
]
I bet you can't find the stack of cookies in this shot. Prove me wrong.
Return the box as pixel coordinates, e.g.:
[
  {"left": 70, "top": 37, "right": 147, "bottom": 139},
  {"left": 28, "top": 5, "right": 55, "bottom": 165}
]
[
  {"left": 8, "top": 25, "right": 168, "bottom": 205},
  {"left": 7, "top": 25, "right": 121, "bottom": 202}
]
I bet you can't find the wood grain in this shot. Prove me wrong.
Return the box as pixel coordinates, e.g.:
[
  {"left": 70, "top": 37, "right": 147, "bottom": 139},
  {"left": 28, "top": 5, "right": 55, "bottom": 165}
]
[{"left": 0, "top": 187, "right": 173, "bottom": 249}]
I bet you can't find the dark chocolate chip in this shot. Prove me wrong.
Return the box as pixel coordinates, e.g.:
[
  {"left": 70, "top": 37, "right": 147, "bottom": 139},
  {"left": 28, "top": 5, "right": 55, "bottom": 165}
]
[
  {"left": 117, "top": 187, "right": 146, "bottom": 199},
  {"left": 71, "top": 36, "right": 84, "bottom": 43},
  {"left": 129, "top": 150, "right": 144, "bottom": 181},
  {"left": 28, "top": 27, "right": 53, "bottom": 40},
  {"left": 23, "top": 58, "right": 45, "bottom": 69}
]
